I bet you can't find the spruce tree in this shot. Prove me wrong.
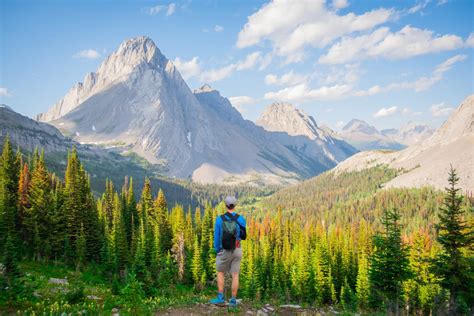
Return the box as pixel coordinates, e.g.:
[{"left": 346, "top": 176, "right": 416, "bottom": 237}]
[
  {"left": 191, "top": 234, "right": 204, "bottom": 290},
  {"left": 356, "top": 251, "right": 370, "bottom": 310},
  {"left": 0, "top": 136, "right": 20, "bottom": 251},
  {"left": 76, "top": 223, "right": 86, "bottom": 271},
  {"left": 154, "top": 189, "right": 172, "bottom": 253},
  {"left": 340, "top": 278, "right": 357, "bottom": 312},
  {"left": 433, "top": 166, "right": 473, "bottom": 314},
  {"left": 25, "top": 150, "right": 52, "bottom": 260},
  {"left": 171, "top": 205, "right": 186, "bottom": 282},
  {"left": 369, "top": 208, "right": 411, "bottom": 315},
  {"left": 113, "top": 192, "right": 129, "bottom": 277},
  {"left": 3, "top": 233, "right": 20, "bottom": 284},
  {"left": 139, "top": 178, "right": 153, "bottom": 221},
  {"left": 17, "top": 163, "right": 30, "bottom": 250}
]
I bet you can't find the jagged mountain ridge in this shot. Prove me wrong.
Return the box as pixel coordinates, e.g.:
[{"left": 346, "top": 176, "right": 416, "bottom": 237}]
[
  {"left": 1, "top": 104, "right": 80, "bottom": 153},
  {"left": 338, "top": 119, "right": 405, "bottom": 151},
  {"left": 333, "top": 95, "right": 474, "bottom": 192},
  {"left": 256, "top": 102, "right": 357, "bottom": 163},
  {"left": 381, "top": 122, "right": 434, "bottom": 146},
  {"left": 37, "top": 36, "right": 356, "bottom": 185}
]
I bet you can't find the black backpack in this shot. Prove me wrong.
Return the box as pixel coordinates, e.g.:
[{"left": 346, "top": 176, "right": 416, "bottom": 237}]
[{"left": 221, "top": 213, "right": 246, "bottom": 250}]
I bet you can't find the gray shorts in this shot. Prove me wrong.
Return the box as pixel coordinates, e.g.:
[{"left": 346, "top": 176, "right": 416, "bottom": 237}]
[{"left": 215, "top": 247, "right": 242, "bottom": 273}]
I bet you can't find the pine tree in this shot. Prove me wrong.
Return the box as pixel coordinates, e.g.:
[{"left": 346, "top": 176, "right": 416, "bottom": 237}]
[
  {"left": 25, "top": 150, "right": 52, "bottom": 259},
  {"left": 171, "top": 205, "right": 186, "bottom": 282},
  {"left": 133, "top": 217, "right": 147, "bottom": 281},
  {"left": 191, "top": 234, "right": 204, "bottom": 289},
  {"left": 312, "top": 232, "right": 336, "bottom": 305},
  {"left": 49, "top": 176, "right": 66, "bottom": 261},
  {"left": 340, "top": 278, "right": 357, "bottom": 312},
  {"left": 76, "top": 223, "right": 86, "bottom": 271},
  {"left": 3, "top": 233, "right": 20, "bottom": 284},
  {"left": 124, "top": 177, "right": 137, "bottom": 245},
  {"left": 113, "top": 192, "right": 129, "bottom": 277},
  {"left": 201, "top": 203, "right": 213, "bottom": 278},
  {"left": 369, "top": 208, "right": 411, "bottom": 315},
  {"left": 356, "top": 251, "right": 370, "bottom": 310},
  {"left": 139, "top": 178, "right": 153, "bottom": 220},
  {"left": 0, "top": 136, "right": 20, "bottom": 251},
  {"left": 154, "top": 189, "right": 172, "bottom": 253},
  {"left": 404, "top": 231, "right": 440, "bottom": 314},
  {"left": 17, "top": 163, "right": 30, "bottom": 248},
  {"left": 433, "top": 166, "right": 473, "bottom": 314},
  {"left": 64, "top": 147, "right": 101, "bottom": 263}
]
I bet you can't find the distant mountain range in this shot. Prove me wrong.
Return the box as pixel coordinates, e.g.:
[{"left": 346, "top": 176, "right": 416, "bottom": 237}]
[
  {"left": 333, "top": 95, "right": 474, "bottom": 192},
  {"left": 36, "top": 36, "right": 356, "bottom": 185},
  {"left": 256, "top": 102, "right": 357, "bottom": 163},
  {"left": 254, "top": 102, "right": 434, "bottom": 152},
  {"left": 3, "top": 35, "right": 469, "bottom": 192},
  {"left": 336, "top": 119, "right": 434, "bottom": 151}
]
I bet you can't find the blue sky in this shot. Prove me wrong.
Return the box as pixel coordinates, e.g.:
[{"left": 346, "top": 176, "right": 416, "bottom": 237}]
[{"left": 1, "top": 0, "right": 473, "bottom": 130}]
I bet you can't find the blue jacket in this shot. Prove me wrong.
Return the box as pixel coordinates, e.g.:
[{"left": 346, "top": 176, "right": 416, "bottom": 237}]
[{"left": 214, "top": 212, "right": 246, "bottom": 253}]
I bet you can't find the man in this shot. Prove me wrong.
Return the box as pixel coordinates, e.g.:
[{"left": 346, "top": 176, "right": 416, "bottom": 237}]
[{"left": 210, "top": 196, "right": 246, "bottom": 307}]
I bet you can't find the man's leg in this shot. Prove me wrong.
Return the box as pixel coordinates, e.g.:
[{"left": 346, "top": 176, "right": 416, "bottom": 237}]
[
  {"left": 231, "top": 272, "right": 239, "bottom": 298},
  {"left": 217, "top": 271, "right": 225, "bottom": 293}
]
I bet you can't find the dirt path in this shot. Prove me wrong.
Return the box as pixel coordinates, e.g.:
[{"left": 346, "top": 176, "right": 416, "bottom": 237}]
[{"left": 155, "top": 302, "right": 341, "bottom": 315}]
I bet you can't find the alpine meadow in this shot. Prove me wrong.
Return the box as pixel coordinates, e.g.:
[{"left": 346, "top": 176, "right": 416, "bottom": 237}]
[{"left": 0, "top": 0, "right": 473, "bottom": 315}]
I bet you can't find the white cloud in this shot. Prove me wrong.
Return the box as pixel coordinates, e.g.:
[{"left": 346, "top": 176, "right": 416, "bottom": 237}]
[
  {"left": 430, "top": 102, "right": 454, "bottom": 117},
  {"left": 437, "top": 0, "right": 448, "bottom": 5},
  {"left": 200, "top": 51, "right": 265, "bottom": 83},
  {"left": 412, "top": 54, "right": 467, "bottom": 91},
  {"left": 72, "top": 49, "right": 101, "bottom": 59},
  {"left": 332, "top": 0, "right": 349, "bottom": 9},
  {"left": 236, "top": 52, "right": 262, "bottom": 70},
  {"left": 0, "top": 87, "right": 12, "bottom": 97},
  {"left": 407, "top": 0, "right": 429, "bottom": 14},
  {"left": 322, "top": 64, "right": 360, "bottom": 85},
  {"left": 320, "top": 26, "right": 464, "bottom": 64},
  {"left": 200, "top": 64, "right": 235, "bottom": 83},
  {"left": 148, "top": 5, "right": 166, "bottom": 15},
  {"left": 228, "top": 96, "right": 257, "bottom": 113},
  {"left": 147, "top": 3, "right": 176, "bottom": 16},
  {"left": 236, "top": 1, "right": 394, "bottom": 62},
  {"left": 261, "top": 53, "right": 465, "bottom": 104},
  {"left": 172, "top": 56, "right": 201, "bottom": 80},
  {"left": 214, "top": 25, "right": 224, "bottom": 32},
  {"left": 466, "top": 33, "right": 474, "bottom": 47},
  {"left": 354, "top": 54, "right": 466, "bottom": 96},
  {"left": 264, "top": 83, "right": 352, "bottom": 103},
  {"left": 166, "top": 3, "right": 176, "bottom": 16},
  {"left": 264, "top": 71, "right": 307, "bottom": 86},
  {"left": 373, "top": 106, "right": 398, "bottom": 118},
  {"left": 433, "top": 54, "right": 467, "bottom": 75}
]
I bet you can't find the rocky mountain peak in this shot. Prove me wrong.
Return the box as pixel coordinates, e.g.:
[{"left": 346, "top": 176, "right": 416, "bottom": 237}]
[
  {"left": 343, "top": 119, "right": 371, "bottom": 131},
  {"left": 0, "top": 104, "right": 12, "bottom": 111},
  {"left": 193, "top": 84, "right": 215, "bottom": 94},
  {"left": 37, "top": 36, "right": 169, "bottom": 122},
  {"left": 428, "top": 95, "right": 474, "bottom": 144},
  {"left": 96, "top": 36, "right": 167, "bottom": 80},
  {"left": 35, "top": 35, "right": 358, "bottom": 185},
  {"left": 257, "top": 102, "right": 319, "bottom": 139}
]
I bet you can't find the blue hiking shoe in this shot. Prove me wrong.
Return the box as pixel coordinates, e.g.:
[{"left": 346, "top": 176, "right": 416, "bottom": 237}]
[
  {"left": 210, "top": 293, "right": 225, "bottom": 305},
  {"left": 229, "top": 297, "right": 238, "bottom": 308}
]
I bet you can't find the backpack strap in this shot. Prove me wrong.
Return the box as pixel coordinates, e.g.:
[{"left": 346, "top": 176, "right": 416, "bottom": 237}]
[{"left": 222, "top": 212, "right": 239, "bottom": 221}]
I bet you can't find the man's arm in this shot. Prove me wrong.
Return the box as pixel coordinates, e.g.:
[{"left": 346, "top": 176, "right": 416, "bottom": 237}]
[{"left": 213, "top": 216, "right": 222, "bottom": 252}]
